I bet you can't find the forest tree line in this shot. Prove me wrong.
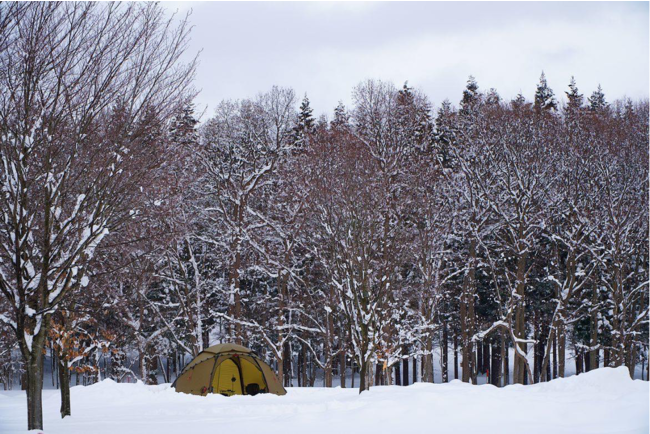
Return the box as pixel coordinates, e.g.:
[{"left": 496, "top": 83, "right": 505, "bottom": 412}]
[{"left": 0, "top": 2, "right": 648, "bottom": 431}]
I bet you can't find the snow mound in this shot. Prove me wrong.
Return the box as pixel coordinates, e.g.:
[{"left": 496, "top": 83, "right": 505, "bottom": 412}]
[{"left": 0, "top": 368, "right": 647, "bottom": 434}]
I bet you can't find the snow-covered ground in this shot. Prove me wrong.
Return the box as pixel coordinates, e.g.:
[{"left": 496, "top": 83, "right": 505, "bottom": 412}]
[{"left": 0, "top": 367, "right": 647, "bottom": 434}]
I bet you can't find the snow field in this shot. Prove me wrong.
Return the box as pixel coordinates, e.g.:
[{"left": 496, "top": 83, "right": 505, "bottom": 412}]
[{"left": 0, "top": 367, "right": 647, "bottom": 434}]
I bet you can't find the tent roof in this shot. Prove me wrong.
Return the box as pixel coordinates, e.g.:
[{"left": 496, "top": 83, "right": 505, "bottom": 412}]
[{"left": 203, "top": 343, "right": 252, "bottom": 355}]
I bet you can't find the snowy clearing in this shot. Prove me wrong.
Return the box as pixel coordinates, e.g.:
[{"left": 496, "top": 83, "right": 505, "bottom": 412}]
[{"left": 0, "top": 367, "right": 647, "bottom": 434}]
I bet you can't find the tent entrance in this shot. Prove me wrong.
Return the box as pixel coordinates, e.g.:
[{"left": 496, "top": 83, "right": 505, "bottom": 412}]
[
  {"left": 240, "top": 356, "right": 268, "bottom": 395},
  {"left": 212, "top": 358, "right": 242, "bottom": 396}
]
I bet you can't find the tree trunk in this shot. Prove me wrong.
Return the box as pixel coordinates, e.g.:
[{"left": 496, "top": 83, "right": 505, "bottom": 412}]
[
  {"left": 423, "top": 336, "right": 433, "bottom": 383},
  {"left": 412, "top": 355, "right": 417, "bottom": 384},
  {"left": 58, "top": 358, "right": 71, "bottom": 418},
  {"left": 504, "top": 340, "right": 510, "bottom": 385},
  {"left": 26, "top": 355, "right": 44, "bottom": 430},
  {"left": 453, "top": 335, "right": 459, "bottom": 380},
  {"left": 483, "top": 341, "right": 490, "bottom": 377},
  {"left": 395, "top": 361, "right": 401, "bottom": 386},
  {"left": 339, "top": 350, "right": 346, "bottom": 388},
  {"left": 358, "top": 359, "right": 369, "bottom": 393},
  {"left": 558, "top": 324, "right": 566, "bottom": 377},
  {"left": 461, "top": 239, "right": 477, "bottom": 384},
  {"left": 402, "top": 350, "right": 409, "bottom": 386},
  {"left": 589, "top": 287, "right": 599, "bottom": 371},
  {"left": 283, "top": 342, "right": 292, "bottom": 387},
  {"left": 277, "top": 357, "right": 284, "bottom": 387},
  {"left": 442, "top": 323, "right": 449, "bottom": 382},
  {"left": 490, "top": 341, "right": 501, "bottom": 386},
  {"left": 501, "top": 332, "right": 507, "bottom": 387},
  {"left": 575, "top": 351, "right": 583, "bottom": 375},
  {"left": 301, "top": 344, "right": 307, "bottom": 387},
  {"left": 513, "top": 250, "right": 529, "bottom": 385},
  {"left": 552, "top": 333, "right": 558, "bottom": 379},
  {"left": 375, "top": 363, "right": 382, "bottom": 386}
]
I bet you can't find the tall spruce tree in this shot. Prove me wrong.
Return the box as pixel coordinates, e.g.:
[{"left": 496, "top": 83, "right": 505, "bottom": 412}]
[
  {"left": 294, "top": 94, "right": 315, "bottom": 148},
  {"left": 485, "top": 88, "right": 501, "bottom": 106},
  {"left": 534, "top": 72, "right": 557, "bottom": 112},
  {"left": 331, "top": 101, "right": 350, "bottom": 130},
  {"left": 460, "top": 75, "right": 481, "bottom": 116},
  {"left": 565, "top": 76, "right": 584, "bottom": 113},
  {"left": 589, "top": 84, "right": 608, "bottom": 112}
]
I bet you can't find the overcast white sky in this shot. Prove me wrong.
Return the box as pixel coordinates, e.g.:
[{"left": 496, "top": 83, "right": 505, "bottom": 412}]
[{"left": 166, "top": 1, "right": 649, "bottom": 118}]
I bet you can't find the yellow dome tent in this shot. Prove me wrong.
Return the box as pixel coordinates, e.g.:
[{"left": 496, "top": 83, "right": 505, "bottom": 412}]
[{"left": 173, "top": 343, "right": 286, "bottom": 396}]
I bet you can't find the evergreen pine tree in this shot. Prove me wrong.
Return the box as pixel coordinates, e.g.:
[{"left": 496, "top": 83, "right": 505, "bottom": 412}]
[
  {"left": 170, "top": 103, "right": 199, "bottom": 148},
  {"left": 294, "top": 94, "right": 315, "bottom": 148},
  {"left": 397, "top": 82, "right": 433, "bottom": 151},
  {"left": 460, "top": 75, "right": 481, "bottom": 116},
  {"left": 565, "top": 76, "right": 583, "bottom": 113},
  {"left": 588, "top": 84, "right": 608, "bottom": 112},
  {"left": 511, "top": 92, "right": 528, "bottom": 110},
  {"left": 534, "top": 72, "right": 557, "bottom": 112},
  {"left": 434, "top": 99, "right": 457, "bottom": 168},
  {"left": 331, "top": 101, "right": 350, "bottom": 130},
  {"left": 485, "top": 88, "right": 501, "bottom": 106}
]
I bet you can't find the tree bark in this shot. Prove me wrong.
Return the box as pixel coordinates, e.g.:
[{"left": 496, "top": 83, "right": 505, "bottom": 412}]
[
  {"left": 395, "top": 361, "right": 401, "bottom": 386},
  {"left": 375, "top": 363, "right": 382, "bottom": 386},
  {"left": 491, "top": 341, "right": 501, "bottom": 386},
  {"left": 442, "top": 323, "right": 449, "bottom": 382},
  {"left": 339, "top": 350, "right": 346, "bottom": 388},
  {"left": 589, "top": 287, "right": 599, "bottom": 371},
  {"left": 552, "top": 334, "right": 558, "bottom": 379},
  {"left": 461, "top": 239, "right": 477, "bottom": 384},
  {"left": 412, "top": 355, "right": 417, "bottom": 384},
  {"left": 358, "top": 359, "right": 369, "bottom": 393},
  {"left": 513, "top": 251, "right": 529, "bottom": 385},
  {"left": 453, "top": 335, "right": 459, "bottom": 380},
  {"left": 402, "top": 350, "right": 409, "bottom": 386},
  {"left": 58, "top": 358, "right": 71, "bottom": 418},
  {"left": 26, "top": 354, "right": 44, "bottom": 430}
]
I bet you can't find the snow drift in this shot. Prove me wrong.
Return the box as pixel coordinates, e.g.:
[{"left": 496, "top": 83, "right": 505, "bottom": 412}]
[{"left": 0, "top": 367, "right": 647, "bottom": 434}]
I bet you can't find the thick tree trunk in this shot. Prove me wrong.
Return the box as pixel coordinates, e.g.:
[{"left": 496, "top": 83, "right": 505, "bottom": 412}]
[
  {"left": 402, "top": 347, "right": 409, "bottom": 386},
  {"left": 412, "top": 356, "right": 417, "bottom": 384},
  {"left": 575, "top": 351, "right": 584, "bottom": 375},
  {"left": 483, "top": 342, "right": 490, "bottom": 373},
  {"left": 301, "top": 344, "right": 307, "bottom": 387},
  {"left": 232, "top": 256, "right": 242, "bottom": 345},
  {"left": 58, "top": 358, "right": 71, "bottom": 418},
  {"left": 490, "top": 341, "right": 501, "bottom": 386},
  {"left": 283, "top": 342, "right": 292, "bottom": 387},
  {"left": 460, "top": 238, "right": 477, "bottom": 384},
  {"left": 358, "top": 359, "right": 370, "bottom": 393},
  {"left": 26, "top": 355, "right": 44, "bottom": 430},
  {"left": 558, "top": 324, "right": 566, "bottom": 377},
  {"left": 513, "top": 251, "right": 529, "bottom": 385},
  {"left": 277, "top": 358, "right": 284, "bottom": 386},
  {"left": 375, "top": 363, "right": 382, "bottom": 386},
  {"left": 423, "top": 336, "right": 433, "bottom": 383},
  {"left": 395, "top": 361, "right": 401, "bottom": 386}
]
